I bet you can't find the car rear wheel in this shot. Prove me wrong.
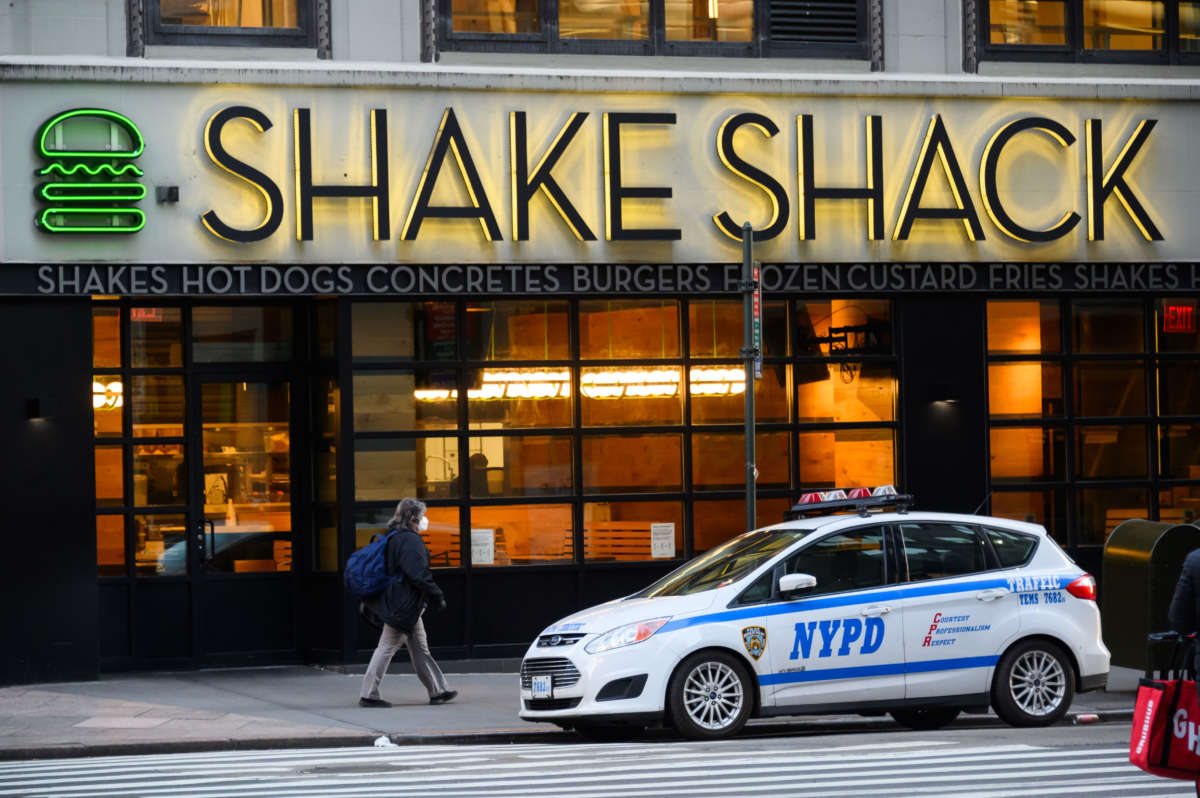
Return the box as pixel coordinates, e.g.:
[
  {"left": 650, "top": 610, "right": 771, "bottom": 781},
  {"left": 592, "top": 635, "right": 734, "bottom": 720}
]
[
  {"left": 667, "top": 651, "right": 752, "bottom": 740},
  {"left": 992, "top": 639, "right": 1075, "bottom": 727},
  {"left": 890, "top": 707, "right": 961, "bottom": 730}
]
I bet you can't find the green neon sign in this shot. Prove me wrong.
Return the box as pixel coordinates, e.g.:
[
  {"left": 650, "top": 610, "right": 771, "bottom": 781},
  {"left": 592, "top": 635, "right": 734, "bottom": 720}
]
[{"left": 35, "top": 108, "right": 146, "bottom": 235}]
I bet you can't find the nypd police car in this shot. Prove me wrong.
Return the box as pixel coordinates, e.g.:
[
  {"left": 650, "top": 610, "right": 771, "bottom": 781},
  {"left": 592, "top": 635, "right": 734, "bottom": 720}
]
[{"left": 519, "top": 487, "right": 1109, "bottom": 740}]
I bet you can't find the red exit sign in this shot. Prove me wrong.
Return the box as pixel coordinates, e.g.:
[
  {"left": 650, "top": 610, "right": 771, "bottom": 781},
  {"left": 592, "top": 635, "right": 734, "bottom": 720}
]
[
  {"left": 130, "top": 308, "right": 163, "bottom": 323},
  {"left": 1163, "top": 301, "right": 1197, "bottom": 334}
]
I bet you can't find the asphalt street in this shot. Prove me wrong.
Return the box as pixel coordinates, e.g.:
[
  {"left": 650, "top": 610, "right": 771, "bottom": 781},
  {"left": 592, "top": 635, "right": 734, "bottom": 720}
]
[{"left": 0, "top": 719, "right": 1184, "bottom": 798}]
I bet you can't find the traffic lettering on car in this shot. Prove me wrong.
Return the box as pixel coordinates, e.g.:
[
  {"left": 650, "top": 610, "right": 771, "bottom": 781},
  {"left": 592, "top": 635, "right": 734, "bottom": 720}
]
[{"left": 518, "top": 487, "right": 1110, "bottom": 740}]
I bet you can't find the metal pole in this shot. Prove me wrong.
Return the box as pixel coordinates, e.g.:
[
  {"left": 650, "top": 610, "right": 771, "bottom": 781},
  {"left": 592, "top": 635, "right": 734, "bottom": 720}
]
[{"left": 741, "top": 222, "right": 757, "bottom": 533}]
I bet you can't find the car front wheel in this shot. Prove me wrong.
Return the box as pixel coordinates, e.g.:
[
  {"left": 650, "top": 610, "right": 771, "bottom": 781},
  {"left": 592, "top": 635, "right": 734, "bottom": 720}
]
[
  {"left": 667, "top": 651, "right": 753, "bottom": 740},
  {"left": 992, "top": 639, "right": 1075, "bottom": 727}
]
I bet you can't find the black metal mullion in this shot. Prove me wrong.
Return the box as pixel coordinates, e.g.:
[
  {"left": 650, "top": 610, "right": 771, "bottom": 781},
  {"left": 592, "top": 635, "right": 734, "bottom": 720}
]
[{"left": 1060, "top": 297, "right": 1077, "bottom": 547}]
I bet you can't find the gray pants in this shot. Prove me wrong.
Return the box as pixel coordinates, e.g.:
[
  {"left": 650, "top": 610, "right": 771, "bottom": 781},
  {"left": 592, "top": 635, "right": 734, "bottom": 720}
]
[{"left": 360, "top": 616, "right": 449, "bottom": 701}]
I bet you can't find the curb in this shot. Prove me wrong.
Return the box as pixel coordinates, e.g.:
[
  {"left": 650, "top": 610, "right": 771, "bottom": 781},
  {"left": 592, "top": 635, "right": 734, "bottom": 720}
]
[{"left": 0, "top": 708, "right": 1135, "bottom": 761}]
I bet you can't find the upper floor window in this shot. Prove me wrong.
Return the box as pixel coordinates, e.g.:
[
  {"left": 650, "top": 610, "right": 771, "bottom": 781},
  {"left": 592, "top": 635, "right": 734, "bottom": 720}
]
[
  {"left": 981, "top": 0, "right": 1200, "bottom": 64},
  {"left": 440, "top": 0, "right": 869, "bottom": 58},
  {"left": 146, "top": 0, "right": 316, "bottom": 48}
]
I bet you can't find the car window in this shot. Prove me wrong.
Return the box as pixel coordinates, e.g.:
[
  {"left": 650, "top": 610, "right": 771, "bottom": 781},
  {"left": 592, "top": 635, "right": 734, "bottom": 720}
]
[
  {"left": 781, "top": 527, "right": 885, "bottom": 597},
  {"left": 634, "top": 528, "right": 809, "bottom": 597},
  {"left": 985, "top": 526, "right": 1038, "bottom": 568},
  {"left": 899, "top": 522, "right": 987, "bottom": 581},
  {"left": 733, "top": 569, "right": 776, "bottom": 605}
]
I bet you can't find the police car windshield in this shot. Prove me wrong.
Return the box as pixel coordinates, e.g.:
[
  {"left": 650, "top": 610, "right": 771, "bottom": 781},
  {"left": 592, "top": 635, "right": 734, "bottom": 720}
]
[{"left": 634, "top": 529, "right": 808, "bottom": 597}]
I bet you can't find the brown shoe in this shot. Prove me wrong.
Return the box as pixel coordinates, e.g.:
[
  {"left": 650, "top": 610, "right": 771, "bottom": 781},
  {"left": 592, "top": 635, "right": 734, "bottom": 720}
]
[{"left": 359, "top": 697, "right": 392, "bottom": 708}]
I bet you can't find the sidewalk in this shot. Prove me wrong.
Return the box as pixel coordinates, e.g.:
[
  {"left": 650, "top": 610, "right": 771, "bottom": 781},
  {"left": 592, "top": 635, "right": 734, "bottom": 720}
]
[{"left": 0, "top": 663, "right": 1141, "bottom": 760}]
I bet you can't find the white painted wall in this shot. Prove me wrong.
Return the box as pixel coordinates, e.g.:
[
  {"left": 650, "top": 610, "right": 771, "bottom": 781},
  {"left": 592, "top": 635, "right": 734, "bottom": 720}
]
[{"left": 0, "top": 0, "right": 125, "bottom": 56}]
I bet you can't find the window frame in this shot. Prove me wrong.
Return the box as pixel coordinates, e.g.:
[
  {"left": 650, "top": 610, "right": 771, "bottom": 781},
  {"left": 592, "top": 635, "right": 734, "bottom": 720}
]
[
  {"left": 145, "top": 0, "right": 317, "bottom": 49},
  {"left": 437, "top": 0, "right": 870, "bottom": 59},
  {"left": 979, "top": 0, "right": 1200, "bottom": 65}
]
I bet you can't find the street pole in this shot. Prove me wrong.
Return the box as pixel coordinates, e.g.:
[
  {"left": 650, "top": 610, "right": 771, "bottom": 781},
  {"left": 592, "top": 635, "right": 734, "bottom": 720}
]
[{"left": 740, "top": 222, "right": 758, "bottom": 533}]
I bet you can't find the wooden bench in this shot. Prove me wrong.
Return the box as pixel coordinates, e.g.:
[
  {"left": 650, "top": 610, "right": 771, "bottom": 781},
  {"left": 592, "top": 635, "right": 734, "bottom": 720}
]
[{"left": 584, "top": 521, "right": 655, "bottom": 560}]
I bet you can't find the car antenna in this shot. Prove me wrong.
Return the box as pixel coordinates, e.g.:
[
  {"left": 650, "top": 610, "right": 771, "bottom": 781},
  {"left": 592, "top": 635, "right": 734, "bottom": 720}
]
[{"left": 970, "top": 490, "right": 992, "bottom": 516}]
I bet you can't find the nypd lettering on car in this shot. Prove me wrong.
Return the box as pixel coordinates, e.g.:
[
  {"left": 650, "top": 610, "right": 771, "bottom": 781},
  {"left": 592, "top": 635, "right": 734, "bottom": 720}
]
[{"left": 518, "top": 487, "right": 1110, "bottom": 740}]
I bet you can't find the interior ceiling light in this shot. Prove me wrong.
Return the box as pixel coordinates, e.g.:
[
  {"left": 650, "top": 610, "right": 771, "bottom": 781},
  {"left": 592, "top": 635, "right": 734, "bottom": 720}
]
[{"left": 92, "top": 379, "right": 123, "bottom": 410}]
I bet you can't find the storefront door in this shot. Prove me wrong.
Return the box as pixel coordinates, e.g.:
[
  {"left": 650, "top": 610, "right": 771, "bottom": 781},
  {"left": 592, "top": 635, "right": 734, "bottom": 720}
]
[{"left": 188, "top": 376, "right": 297, "bottom": 661}]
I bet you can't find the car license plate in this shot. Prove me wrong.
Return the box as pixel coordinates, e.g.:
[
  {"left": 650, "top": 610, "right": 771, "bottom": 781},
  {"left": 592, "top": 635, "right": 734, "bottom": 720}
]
[{"left": 531, "top": 674, "right": 553, "bottom": 699}]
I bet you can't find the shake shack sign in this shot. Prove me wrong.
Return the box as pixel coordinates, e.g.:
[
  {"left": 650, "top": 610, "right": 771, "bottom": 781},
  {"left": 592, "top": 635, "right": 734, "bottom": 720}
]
[{"left": 23, "top": 262, "right": 1200, "bottom": 296}]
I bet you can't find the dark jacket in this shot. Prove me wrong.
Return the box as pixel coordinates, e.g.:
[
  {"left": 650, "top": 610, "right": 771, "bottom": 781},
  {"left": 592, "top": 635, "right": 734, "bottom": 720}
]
[
  {"left": 363, "top": 526, "right": 444, "bottom": 634},
  {"left": 1168, "top": 548, "right": 1200, "bottom": 669}
]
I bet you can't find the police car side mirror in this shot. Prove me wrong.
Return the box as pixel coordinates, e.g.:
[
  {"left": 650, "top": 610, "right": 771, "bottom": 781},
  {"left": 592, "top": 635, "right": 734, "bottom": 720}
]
[{"left": 779, "top": 573, "right": 817, "bottom": 595}]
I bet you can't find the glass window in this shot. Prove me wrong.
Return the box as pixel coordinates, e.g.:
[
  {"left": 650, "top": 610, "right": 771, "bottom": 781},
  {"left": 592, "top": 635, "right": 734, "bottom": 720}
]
[
  {"left": 665, "top": 0, "right": 753, "bottom": 41},
  {"left": 984, "top": 527, "right": 1039, "bottom": 568},
  {"left": 354, "top": 370, "right": 458, "bottom": 431},
  {"left": 690, "top": 364, "right": 789, "bottom": 424},
  {"left": 987, "top": 300, "right": 1062, "bottom": 354},
  {"left": 734, "top": 569, "right": 776, "bottom": 604},
  {"left": 1183, "top": 2, "right": 1200, "bottom": 50},
  {"left": 93, "top": 307, "right": 121, "bottom": 368},
  {"left": 452, "top": 0, "right": 540, "bottom": 33},
  {"left": 584, "top": 500, "right": 683, "bottom": 561},
  {"left": 797, "top": 428, "right": 895, "bottom": 490},
  {"left": 1159, "top": 363, "right": 1200, "bottom": 416},
  {"left": 160, "top": 0, "right": 299, "bottom": 27},
  {"left": 467, "top": 435, "right": 572, "bottom": 497},
  {"left": 352, "top": 302, "right": 457, "bottom": 362},
  {"left": 130, "top": 307, "right": 182, "bottom": 367},
  {"left": 991, "top": 490, "right": 1066, "bottom": 542},
  {"left": 989, "top": 0, "right": 1067, "bottom": 45},
  {"left": 636, "top": 526, "right": 808, "bottom": 597},
  {"left": 1160, "top": 424, "right": 1200, "bottom": 479},
  {"left": 354, "top": 506, "right": 461, "bottom": 568},
  {"left": 131, "top": 375, "right": 185, "bottom": 438},
  {"left": 783, "top": 527, "right": 886, "bottom": 596},
  {"left": 314, "top": 300, "right": 337, "bottom": 360},
  {"left": 688, "top": 299, "right": 787, "bottom": 358},
  {"left": 898, "top": 522, "right": 987, "bottom": 581},
  {"left": 314, "top": 379, "right": 338, "bottom": 503},
  {"left": 1077, "top": 486, "right": 1148, "bottom": 545},
  {"left": 1075, "top": 424, "right": 1148, "bottom": 479},
  {"left": 581, "top": 433, "right": 682, "bottom": 494},
  {"left": 133, "top": 513, "right": 187, "bottom": 576},
  {"left": 314, "top": 506, "right": 338, "bottom": 573},
  {"left": 1074, "top": 361, "right": 1146, "bottom": 416},
  {"left": 989, "top": 362, "right": 1063, "bottom": 418},
  {"left": 468, "top": 368, "right": 573, "bottom": 429},
  {"left": 469, "top": 504, "right": 573, "bottom": 565},
  {"left": 692, "top": 431, "right": 789, "bottom": 490},
  {"left": 795, "top": 363, "right": 895, "bottom": 423},
  {"left": 795, "top": 299, "right": 892, "bottom": 358},
  {"left": 95, "top": 445, "right": 124, "bottom": 508},
  {"left": 97, "top": 515, "right": 125, "bottom": 578},
  {"left": 1073, "top": 300, "right": 1144, "bottom": 353},
  {"left": 579, "top": 300, "right": 680, "bottom": 359},
  {"left": 692, "top": 497, "right": 793, "bottom": 552},
  {"left": 1083, "top": 0, "right": 1164, "bottom": 50},
  {"left": 1157, "top": 299, "right": 1199, "bottom": 352},
  {"left": 990, "top": 427, "right": 1066, "bottom": 482},
  {"left": 465, "top": 300, "right": 569, "bottom": 361},
  {"left": 93, "top": 375, "right": 124, "bottom": 437},
  {"left": 1161, "top": 486, "right": 1200, "bottom": 525},
  {"left": 192, "top": 306, "right": 292, "bottom": 362},
  {"left": 581, "top": 366, "right": 683, "bottom": 426},
  {"left": 560, "top": 0, "right": 650, "bottom": 38},
  {"left": 354, "top": 437, "right": 460, "bottom": 502},
  {"left": 133, "top": 444, "right": 185, "bottom": 506}
]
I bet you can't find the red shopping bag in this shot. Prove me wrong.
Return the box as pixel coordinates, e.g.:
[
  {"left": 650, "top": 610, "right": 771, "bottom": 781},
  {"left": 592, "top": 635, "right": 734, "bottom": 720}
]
[{"left": 1130, "top": 677, "right": 1200, "bottom": 779}]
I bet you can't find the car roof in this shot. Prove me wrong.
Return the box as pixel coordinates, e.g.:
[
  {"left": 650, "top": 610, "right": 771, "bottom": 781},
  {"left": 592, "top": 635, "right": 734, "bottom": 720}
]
[{"left": 758, "top": 510, "right": 1049, "bottom": 538}]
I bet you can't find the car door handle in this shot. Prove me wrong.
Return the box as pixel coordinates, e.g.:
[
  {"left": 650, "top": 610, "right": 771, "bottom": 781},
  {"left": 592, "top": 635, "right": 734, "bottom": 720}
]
[
  {"left": 861, "top": 605, "right": 891, "bottom": 617},
  {"left": 976, "top": 588, "right": 1007, "bottom": 601}
]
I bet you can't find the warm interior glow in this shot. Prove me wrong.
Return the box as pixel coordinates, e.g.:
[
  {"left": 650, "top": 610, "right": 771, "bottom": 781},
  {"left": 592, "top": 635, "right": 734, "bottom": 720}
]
[
  {"left": 582, "top": 369, "right": 680, "bottom": 399},
  {"left": 414, "top": 369, "right": 571, "bottom": 402},
  {"left": 689, "top": 367, "right": 746, "bottom": 396},
  {"left": 92, "top": 379, "right": 123, "bottom": 410}
]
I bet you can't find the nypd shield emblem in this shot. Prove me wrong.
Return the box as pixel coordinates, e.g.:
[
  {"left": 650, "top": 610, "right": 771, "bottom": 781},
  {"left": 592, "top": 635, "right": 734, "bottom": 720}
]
[{"left": 742, "top": 626, "right": 767, "bottom": 660}]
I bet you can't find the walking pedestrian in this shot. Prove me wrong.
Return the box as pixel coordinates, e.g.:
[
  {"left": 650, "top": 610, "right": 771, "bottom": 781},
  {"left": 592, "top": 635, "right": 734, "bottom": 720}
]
[{"left": 358, "top": 497, "right": 457, "bottom": 708}]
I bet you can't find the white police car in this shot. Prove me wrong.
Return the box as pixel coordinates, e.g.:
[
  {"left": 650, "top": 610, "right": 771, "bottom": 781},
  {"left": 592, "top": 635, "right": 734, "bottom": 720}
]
[{"left": 519, "top": 487, "right": 1109, "bottom": 740}]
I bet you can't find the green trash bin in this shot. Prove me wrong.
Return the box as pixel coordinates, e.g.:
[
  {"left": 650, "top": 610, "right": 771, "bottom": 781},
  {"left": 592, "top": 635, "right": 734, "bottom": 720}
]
[{"left": 1102, "top": 518, "right": 1200, "bottom": 672}]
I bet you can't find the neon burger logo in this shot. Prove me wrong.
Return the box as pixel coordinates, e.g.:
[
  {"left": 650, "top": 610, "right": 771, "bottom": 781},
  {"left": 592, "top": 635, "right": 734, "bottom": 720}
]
[{"left": 35, "top": 108, "right": 146, "bottom": 234}]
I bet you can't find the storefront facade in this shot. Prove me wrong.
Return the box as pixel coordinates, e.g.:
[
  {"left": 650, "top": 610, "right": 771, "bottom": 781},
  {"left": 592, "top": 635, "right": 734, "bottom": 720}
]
[{"left": 2, "top": 61, "right": 1198, "bottom": 682}]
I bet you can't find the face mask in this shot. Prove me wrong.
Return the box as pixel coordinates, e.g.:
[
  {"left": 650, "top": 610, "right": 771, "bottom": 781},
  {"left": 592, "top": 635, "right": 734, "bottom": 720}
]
[{"left": 418, "top": 516, "right": 429, "bottom": 532}]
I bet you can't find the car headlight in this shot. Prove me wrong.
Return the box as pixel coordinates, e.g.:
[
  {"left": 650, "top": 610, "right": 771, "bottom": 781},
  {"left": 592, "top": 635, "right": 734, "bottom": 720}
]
[{"left": 584, "top": 617, "right": 670, "bottom": 654}]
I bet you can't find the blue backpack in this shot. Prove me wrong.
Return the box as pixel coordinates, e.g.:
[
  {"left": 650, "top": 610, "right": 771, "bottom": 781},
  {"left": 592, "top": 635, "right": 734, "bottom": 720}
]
[{"left": 344, "top": 529, "right": 402, "bottom": 598}]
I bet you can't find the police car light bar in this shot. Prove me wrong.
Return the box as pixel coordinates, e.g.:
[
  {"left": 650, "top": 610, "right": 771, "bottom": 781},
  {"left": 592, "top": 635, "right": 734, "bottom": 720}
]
[{"left": 783, "top": 485, "right": 914, "bottom": 521}]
